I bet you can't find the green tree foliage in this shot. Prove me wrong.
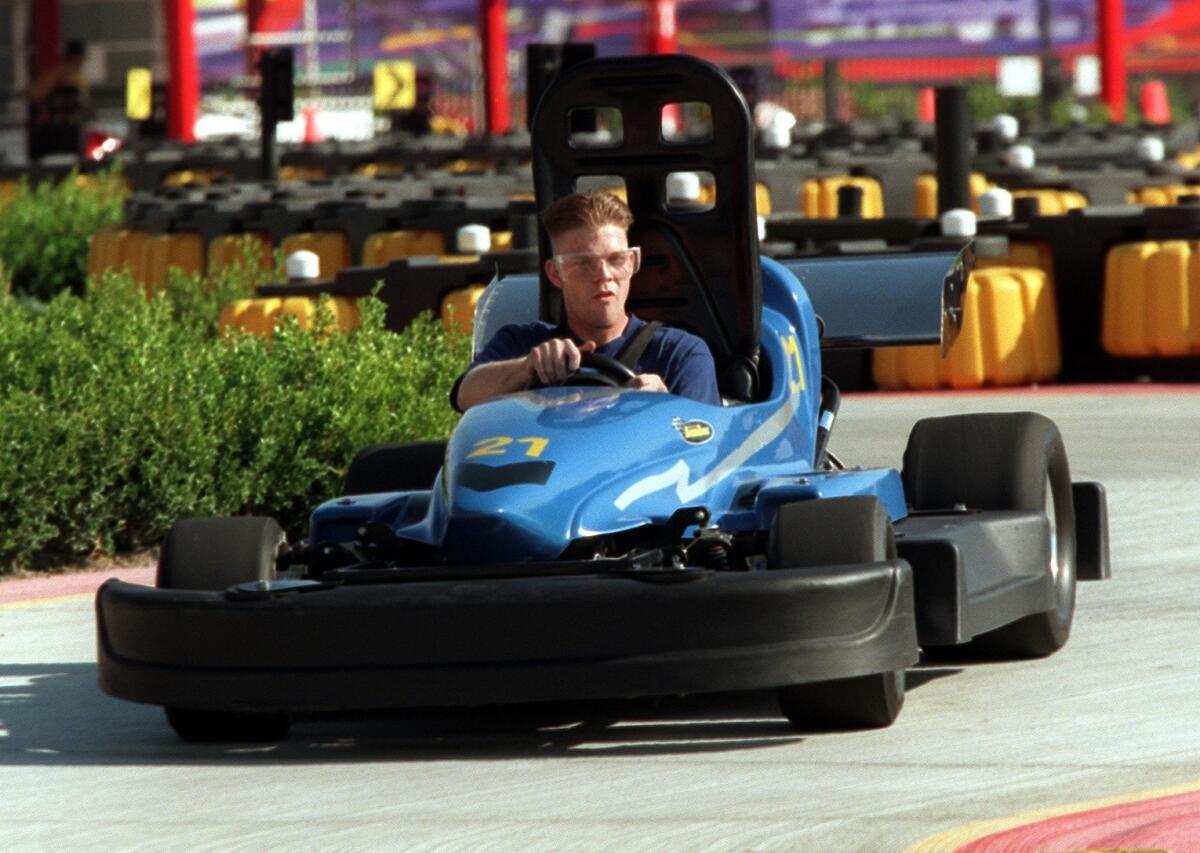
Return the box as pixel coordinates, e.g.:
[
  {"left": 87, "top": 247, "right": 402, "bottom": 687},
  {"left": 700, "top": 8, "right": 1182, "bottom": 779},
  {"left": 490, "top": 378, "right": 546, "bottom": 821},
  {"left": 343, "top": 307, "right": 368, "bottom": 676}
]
[
  {"left": 0, "top": 270, "right": 469, "bottom": 571},
  {"left": 0, "top": 171, "right": 126, "bottom": 300}
]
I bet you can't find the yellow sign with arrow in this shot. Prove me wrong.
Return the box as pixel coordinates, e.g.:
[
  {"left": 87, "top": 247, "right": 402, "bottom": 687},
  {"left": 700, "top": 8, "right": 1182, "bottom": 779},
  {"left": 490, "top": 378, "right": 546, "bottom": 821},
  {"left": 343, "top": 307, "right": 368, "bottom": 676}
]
[{"left": 373, "top": 61, "right": 417, "bottom": 111}]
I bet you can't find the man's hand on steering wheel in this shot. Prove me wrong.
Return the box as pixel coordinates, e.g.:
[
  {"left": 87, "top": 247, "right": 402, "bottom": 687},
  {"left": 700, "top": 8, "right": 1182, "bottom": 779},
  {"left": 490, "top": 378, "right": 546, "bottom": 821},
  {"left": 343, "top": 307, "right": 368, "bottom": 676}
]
[
  {"left": 525, "top": 338, "right": 596, "bottom": 386},
  {"left": 524, "top": 340, "right": 669, "bottom": 392}
]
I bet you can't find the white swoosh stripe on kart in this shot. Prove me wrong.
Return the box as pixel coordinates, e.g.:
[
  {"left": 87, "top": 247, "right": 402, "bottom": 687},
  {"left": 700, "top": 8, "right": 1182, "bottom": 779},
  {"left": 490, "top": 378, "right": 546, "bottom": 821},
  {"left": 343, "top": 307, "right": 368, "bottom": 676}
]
[{"left": 614, "top": 396, "right": 800, "bottom": 510}]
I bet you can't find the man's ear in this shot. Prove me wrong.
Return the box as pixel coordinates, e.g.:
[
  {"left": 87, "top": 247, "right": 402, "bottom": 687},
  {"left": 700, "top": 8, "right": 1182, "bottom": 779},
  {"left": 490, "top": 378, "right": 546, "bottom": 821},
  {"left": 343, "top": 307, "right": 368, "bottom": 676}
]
[{"left": 544, "top": 258, "right": 564, "bottom": 290}]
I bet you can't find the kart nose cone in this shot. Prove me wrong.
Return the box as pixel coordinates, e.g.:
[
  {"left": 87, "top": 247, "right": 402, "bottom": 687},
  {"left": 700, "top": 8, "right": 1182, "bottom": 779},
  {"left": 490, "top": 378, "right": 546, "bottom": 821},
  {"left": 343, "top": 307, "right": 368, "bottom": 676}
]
[{"left": 441, "top": 511, "right": 567, "bottom": 564}]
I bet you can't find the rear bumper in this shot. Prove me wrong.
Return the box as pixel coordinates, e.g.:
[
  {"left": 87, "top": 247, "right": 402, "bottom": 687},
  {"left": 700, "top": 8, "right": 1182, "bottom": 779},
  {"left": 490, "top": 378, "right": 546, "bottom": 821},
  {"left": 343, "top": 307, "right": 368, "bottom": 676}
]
[{"left": 96, "top": 562, "right": 918, "bottom": 713}]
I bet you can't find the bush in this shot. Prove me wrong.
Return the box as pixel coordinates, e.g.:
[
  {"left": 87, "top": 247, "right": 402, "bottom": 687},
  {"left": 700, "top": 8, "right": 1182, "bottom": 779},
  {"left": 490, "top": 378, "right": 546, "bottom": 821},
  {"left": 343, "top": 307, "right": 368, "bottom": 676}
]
[
  {"left": 0, "top": 270, "right": 470, "bottom": 571},
  {"left": 0, "top": 170, "right": 125, "bottom": 300}
]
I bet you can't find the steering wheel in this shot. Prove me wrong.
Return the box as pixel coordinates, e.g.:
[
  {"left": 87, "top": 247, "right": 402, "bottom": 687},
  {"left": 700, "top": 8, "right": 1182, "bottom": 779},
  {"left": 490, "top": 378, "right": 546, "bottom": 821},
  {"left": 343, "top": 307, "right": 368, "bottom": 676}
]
[{"left": 563, "top": 352, "right": 637, "bottom": 388}]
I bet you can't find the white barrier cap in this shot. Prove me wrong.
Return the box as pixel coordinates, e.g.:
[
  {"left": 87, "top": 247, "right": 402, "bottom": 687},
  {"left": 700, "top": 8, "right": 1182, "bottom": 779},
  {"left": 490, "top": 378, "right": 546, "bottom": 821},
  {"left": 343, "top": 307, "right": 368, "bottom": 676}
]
[
  {"left": 991, "top": 113, "right": 1020, "bottom": 143},
  {"left": 666, "top": 171, "right": 702, "bottom": 202},
  {"left": 940, "top": 208, "right": 977, "bottom": 237},
  {"left": 456, "top": 224, "right": 492, "bottom": 254},
  {"left": 761, "top": 124, "right": 791, "bottom": 149},
  {"left": 1136, "top": 136, "right": 1166, "bottom": 162},
  {"left": 1004, "top": 144, "right": 1036, "bottom": 170},
  {"left": 757, "top": 215, "right": 767, "bottom": 242},
  {"left": 285, "top": 250, "right": 320, "bottom": 281},
  {"left": 978, "top": 187, "right": 1014, "bottom": 218}
]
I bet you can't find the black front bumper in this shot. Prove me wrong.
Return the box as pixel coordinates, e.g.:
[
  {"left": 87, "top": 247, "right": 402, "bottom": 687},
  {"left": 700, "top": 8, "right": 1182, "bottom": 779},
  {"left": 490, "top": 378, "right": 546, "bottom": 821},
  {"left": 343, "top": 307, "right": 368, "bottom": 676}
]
[{"left": 96, "top": 562, "right": 918, "bottom": 713}]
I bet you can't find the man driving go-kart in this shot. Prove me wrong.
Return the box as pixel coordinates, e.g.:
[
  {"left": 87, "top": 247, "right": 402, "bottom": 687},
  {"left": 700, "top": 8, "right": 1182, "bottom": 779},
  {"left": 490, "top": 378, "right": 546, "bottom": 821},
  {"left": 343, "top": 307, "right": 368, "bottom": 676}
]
[{"left": 452, "top": 191, "right": 720, "bottom": 411}]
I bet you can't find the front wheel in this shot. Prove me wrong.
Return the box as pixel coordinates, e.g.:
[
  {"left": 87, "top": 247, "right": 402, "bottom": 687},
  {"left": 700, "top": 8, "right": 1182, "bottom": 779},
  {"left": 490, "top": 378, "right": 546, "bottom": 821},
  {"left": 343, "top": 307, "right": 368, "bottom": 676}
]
[
  {"left": 778, "top": 670, "right": 905, "bottom": 730},
  {"left": 156, "top": 516, "right": 291, "bottom": 741},
  {"left": 903, "top": 411, "right": 1077, "bottom": 658},
  {"left": 767, "top": 496, "right": 906, "bottom": 730}
]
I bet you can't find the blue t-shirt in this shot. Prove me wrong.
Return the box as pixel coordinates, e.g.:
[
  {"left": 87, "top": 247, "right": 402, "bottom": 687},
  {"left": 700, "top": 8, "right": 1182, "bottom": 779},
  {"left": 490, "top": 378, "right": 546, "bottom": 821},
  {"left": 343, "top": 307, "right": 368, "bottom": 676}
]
[{"left": 452, "top": 314, "right": 720, "bottom": 410}]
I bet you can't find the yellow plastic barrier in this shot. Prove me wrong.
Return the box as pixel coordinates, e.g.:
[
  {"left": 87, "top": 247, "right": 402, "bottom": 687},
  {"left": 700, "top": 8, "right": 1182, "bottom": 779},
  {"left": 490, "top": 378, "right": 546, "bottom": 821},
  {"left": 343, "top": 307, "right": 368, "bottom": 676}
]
[
  {"left": 88, "top": 227, "right": 130, "bottom": 277},
  {"left": 441, "top": 285, "right": 487, "bottom": 335},
  {"left": 801, "top": 176, "right": 884, "bottom": 219},
  {"left": 207, "top": 233, "right": 273, "bottom": 274},
  {"left": 873, "top": 265, "right": 1061, "bottom": 389},
  {"left": 1103, "top": 240, "right": 1200, "bottom": 356},
  {"left": 162, "top": 169, "right": 229, "bottom": 187},
  {"left": 278, "top": 296, "right": 360, "bottom": 332},
  {"left": 1176, "top": 148, "right": 1200, "bottom": 170},
  {"left": 141, "top": 233, "right": 204, "bottom": 294},
  {"left": 0, "top": 179, "right": 21, "bottom": 205},
  {"left": 443, "top": 159, "right": 494, "bottom": 174},
  {"left": 353, "top": 162, "right": 406, "bottom": 177},
  {"left": 278, "top": 165, "right": 326, "bottom": 182},
  {"left": 120, "top": 230, "right": 153, "bottom": 282},
  {"left": 976, "top": 240, "right": 1055, "bottom": 283},
  {"left": 361, "top": 230, "right": 445, "bottom": 266},
  {"left": 1010, "top": 188, "right": 1087, "bottom": 215},
  {"left": 1126, "top": 184, "right": 1200, "bottom": 206},
  {"left": 280, "top": 232, "right": 351, "bottom": 279},
  {"left": 913, "top": 173, "right": 994, "bottom": 218},
  {"left": 755, "top": 181, "right": 771, "bottom": 216},
  {"left": 218, "top": 295, "right": 360, "bottom": 339},
  {"left": 219, "top": 297, "right": 282, "bottom": 337}
]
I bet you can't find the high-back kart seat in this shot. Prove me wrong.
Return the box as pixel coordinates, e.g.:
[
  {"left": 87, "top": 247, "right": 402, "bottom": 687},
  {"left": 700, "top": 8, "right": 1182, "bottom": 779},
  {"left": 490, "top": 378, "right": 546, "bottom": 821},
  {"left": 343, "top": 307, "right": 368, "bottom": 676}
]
[{"left": 531, "top": 55, "right": 762, "bottom": 402}]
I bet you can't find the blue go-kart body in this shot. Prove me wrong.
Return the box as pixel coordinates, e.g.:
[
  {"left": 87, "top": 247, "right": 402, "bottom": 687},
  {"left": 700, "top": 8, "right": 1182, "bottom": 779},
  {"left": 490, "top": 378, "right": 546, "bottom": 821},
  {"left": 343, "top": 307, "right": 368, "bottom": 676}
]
[
  {"left": 96, "top": 56, "right": 1107, "bottom": 737},
  {"left": 310, "top": 257, "right": 902, "bottom": 566}
]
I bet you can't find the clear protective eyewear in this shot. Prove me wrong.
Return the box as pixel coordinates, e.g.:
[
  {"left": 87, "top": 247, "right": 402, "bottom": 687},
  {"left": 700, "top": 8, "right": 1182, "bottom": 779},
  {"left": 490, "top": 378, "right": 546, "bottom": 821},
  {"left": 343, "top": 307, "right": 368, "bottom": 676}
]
[{"left": 552, "top": 246, "right": 641, "bottom": 278}]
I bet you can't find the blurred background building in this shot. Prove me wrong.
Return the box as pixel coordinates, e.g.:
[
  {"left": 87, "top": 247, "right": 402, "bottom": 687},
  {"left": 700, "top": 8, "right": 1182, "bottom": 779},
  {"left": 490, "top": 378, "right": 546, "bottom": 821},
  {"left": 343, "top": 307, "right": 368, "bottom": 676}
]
[{"left": 3, "top": 0, "right": 1200, "bottom": 155}]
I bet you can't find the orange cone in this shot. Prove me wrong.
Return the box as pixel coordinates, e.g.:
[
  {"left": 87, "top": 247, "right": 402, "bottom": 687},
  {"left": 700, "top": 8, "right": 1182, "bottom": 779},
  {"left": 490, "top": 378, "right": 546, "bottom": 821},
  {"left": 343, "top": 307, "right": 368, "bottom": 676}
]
[
  {"left": 918, "top": 87, "right": 936, "bottom": 123},
  {"left": 302, "top": 104, "right": 323, "bottom": 143},
  {"left": 1140, "top": 79, "right": 1171, "bottom": 125}
]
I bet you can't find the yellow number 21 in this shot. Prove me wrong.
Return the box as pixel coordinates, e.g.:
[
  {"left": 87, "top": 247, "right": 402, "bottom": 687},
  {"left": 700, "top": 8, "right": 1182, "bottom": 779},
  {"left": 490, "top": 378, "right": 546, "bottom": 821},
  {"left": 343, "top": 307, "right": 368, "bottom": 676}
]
[{"left": 467, "top": 436, "right": 549, "bottom": 459}]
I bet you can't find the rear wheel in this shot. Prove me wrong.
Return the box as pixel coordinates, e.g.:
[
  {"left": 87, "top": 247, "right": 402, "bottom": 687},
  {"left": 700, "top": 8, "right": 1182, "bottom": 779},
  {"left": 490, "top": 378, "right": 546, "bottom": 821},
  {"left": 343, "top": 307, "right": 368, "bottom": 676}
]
[
  {"left": 769, "top": 496, "right": 906, "bottom": 730},
  {"left": 157, "top": 516, "right": 292, "bottom": 742},
  {"left": 903, "top": 412, "right": 1077, "bottom": 658}
]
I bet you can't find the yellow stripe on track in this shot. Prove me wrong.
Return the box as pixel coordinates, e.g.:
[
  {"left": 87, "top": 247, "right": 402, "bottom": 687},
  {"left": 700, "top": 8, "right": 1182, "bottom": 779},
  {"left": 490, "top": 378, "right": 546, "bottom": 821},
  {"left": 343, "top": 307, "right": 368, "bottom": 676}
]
[
  {"left": 0, "top": 592, "right": 94, "bottom": 610},
  {"left": 906, "top": 780, "right": 1200, "bottom": 852}
]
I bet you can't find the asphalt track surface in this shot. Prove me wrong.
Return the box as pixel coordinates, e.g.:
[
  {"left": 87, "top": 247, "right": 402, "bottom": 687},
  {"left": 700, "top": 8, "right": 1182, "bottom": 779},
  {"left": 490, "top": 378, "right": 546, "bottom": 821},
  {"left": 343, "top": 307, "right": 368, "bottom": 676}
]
[{"left": 3, "top": 385, "right": 1199, "bottom": 851}]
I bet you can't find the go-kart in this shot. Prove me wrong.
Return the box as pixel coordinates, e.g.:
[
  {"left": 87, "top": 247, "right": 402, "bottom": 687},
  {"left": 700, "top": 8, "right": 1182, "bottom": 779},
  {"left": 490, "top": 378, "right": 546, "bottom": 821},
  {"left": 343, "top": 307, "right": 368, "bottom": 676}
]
[{"left": 96, "top": 56, "right": 1109, "bottom": 742}]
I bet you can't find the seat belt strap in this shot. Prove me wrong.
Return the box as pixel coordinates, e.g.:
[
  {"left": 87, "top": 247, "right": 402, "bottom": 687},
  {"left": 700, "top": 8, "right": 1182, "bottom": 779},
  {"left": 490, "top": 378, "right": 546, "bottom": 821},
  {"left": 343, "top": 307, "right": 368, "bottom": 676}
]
[{"left": 616, "top": 321, "right": 662, "bottom": 371}]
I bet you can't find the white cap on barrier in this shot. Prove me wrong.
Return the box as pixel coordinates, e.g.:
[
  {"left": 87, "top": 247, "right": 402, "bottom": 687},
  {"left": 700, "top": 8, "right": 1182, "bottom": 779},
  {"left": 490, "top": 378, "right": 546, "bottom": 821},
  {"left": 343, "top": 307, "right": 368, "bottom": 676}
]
[
  {"left": 456, "top": 224, "right": 492, "bottom": 254},
  {"left": 666, "top": 171, "right": 702, "bottom": 203},
  {"left": 1136, "top": 136, "right": 1166, "bottom": 162},
  {"left": 757, "top": 215, "right": 767, "bottom": 242},
  {"left": 940, "top": 208, "right": 977, "bottom": 237},
  {"left": 285, "top": 250, "right": 320, "bottom": 281},
  {"left": 978, "top": 187, "right": 1014, "bottom": 218},
  {"left": 1003, "top": 144, "right": 1036, "bottom": 169},
  {"left": 761, "top": 124, "right": 791, "bottom": 149},
  {"left": 991, "top": 113, "right": 1020, "bottom": 143}
]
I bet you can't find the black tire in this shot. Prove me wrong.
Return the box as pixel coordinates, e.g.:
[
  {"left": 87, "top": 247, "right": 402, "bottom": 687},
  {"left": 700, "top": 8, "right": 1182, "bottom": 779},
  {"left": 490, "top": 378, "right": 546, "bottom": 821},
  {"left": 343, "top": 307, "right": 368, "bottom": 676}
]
[
  {"left": 156, "top": 516, "right": 285, "bottom": 591},
  {"left": 903, "top": 412, "right": 1077, "bottom": 658},
  {"left": 768, "top": 496, "right": 906, "bottom": 730},
  {"left": 157, "top": 517, "right": 291, "bottom": 742},
  {"left": 164, "top": 707, "right": 291, "bottom": 743},
  {"left": 342, "top": 440, "right": 447, "bottom": 495}
]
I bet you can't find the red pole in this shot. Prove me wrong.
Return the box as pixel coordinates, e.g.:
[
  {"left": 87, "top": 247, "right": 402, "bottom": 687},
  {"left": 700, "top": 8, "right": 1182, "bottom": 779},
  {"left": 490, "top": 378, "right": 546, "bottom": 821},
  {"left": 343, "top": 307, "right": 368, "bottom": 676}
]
[
  {"left": 164, "top": 0, "right": 199, "bottom": 142},
  {"left": 32, "top": 0, "right": 62, "bottom": 78},
  {"left": 646, "top": 0, "right": 677, "bottom": 54},
  {"left": 481, "top": 0, "right": 510, "bottom": 135},
  {"left": 1098, "top": 0, "right": 1127, "bottom": 123},
  {"left": 245, "top": 0, "right": 267, "bottom": 74}
]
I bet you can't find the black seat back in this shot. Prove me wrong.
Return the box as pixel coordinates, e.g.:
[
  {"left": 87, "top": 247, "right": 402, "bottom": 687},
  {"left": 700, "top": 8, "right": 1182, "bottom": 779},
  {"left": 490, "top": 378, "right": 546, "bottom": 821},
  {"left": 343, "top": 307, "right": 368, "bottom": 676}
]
[{"left": 531, "top": 55, "right": 761, "bottom": 400}]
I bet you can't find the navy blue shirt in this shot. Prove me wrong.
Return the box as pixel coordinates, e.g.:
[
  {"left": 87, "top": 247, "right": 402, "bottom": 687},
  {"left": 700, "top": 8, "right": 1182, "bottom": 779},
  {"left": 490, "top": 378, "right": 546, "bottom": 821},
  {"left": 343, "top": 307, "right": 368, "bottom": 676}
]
[{"left": 452, "top": 314, "right": 720, "bottom": 410}]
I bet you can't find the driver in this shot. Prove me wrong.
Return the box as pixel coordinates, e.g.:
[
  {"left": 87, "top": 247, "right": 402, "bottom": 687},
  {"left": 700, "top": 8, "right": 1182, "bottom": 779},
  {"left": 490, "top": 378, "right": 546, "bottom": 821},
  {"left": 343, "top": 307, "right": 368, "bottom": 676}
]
[{"left": 452, "top": 191, "right": 720, "bottom": 411}]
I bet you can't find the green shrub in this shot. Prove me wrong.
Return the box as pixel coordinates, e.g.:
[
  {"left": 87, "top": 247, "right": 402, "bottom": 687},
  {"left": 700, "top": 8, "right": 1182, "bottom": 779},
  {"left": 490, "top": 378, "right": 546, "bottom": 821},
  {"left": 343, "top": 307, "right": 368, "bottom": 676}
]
[
  {"left": 0, "top": 271, "right": 470, "bottom": 571},
  {"left": 0, "top": 170, "right": 125, "bottom": 300}
]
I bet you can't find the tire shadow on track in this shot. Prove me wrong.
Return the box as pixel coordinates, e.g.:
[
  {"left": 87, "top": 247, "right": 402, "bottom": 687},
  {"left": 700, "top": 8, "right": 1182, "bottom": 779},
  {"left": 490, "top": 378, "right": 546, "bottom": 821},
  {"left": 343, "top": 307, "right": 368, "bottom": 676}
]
[{"left": 0, "top": 662, "right": 962, "bottom": 765}]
